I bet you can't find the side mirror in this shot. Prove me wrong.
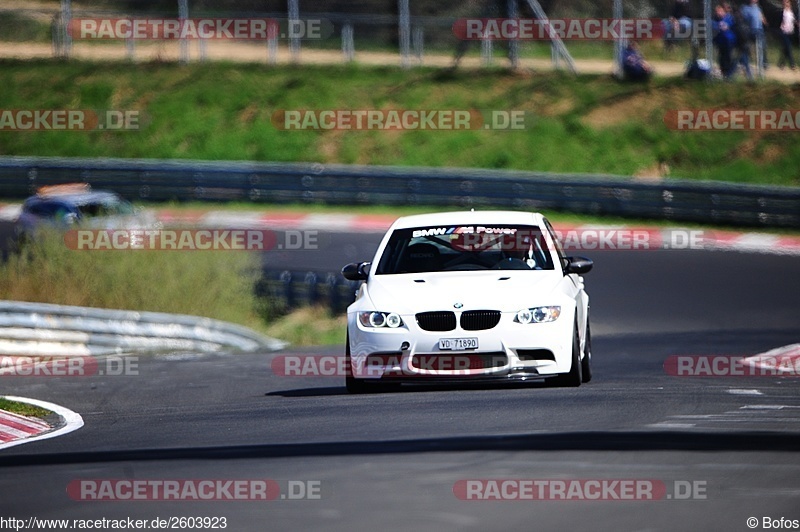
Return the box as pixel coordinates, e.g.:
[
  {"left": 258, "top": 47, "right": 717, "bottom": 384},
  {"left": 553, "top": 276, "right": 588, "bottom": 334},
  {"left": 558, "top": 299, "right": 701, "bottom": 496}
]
[
  {"left": 342, "top": 261, "right": 371, "bottom": 281},
  {"left": 565, "top": 256, "right": 593, "bottom": 275}
]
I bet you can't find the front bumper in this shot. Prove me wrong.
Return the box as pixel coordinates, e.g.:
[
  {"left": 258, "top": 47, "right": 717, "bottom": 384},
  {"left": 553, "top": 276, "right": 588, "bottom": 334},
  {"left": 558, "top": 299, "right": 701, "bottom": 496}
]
[{"left": 347, "top": 311, "right": 574, "bottom": 381}]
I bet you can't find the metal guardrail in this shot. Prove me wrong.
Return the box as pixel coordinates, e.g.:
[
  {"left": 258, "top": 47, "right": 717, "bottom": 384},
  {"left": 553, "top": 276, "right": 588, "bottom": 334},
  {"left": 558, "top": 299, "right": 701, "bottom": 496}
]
[
  {"left": 1, "top": 156, "right": 799, "bottom": 228},
  {"left": 0, "top": 300, "right": 286, "bottom": 357}
]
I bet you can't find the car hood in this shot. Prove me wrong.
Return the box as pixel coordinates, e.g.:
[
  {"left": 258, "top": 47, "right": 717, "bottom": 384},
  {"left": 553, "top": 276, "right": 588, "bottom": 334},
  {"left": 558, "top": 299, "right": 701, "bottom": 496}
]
[
  {"left": 364, "top": 271, "right": 564, "bottom": 314},
  {"left": 80, "top": 213, "right": 160, "bottom": 230}
]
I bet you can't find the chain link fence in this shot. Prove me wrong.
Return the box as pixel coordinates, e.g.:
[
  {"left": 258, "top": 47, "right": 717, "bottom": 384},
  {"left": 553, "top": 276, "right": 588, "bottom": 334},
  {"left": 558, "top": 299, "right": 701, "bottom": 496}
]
[{"left": 6, "top": 0, "right": 775, "bottom": 68}]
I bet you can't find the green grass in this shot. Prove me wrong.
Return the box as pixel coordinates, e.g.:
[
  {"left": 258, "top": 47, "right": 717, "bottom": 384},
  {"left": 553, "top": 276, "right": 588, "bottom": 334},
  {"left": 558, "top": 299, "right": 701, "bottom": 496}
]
[
  {"left": 0, "top": 60, "right": 799, "bottom": 186},
  {"left": 265, "top": 306, "right": 346, "bottom": 346},
  {"left": 0, "top": 398, "right": 51, "bottom": 419},
  {"left": 0, "top": 229, "right": 350, "bottom": 345},
  {"left": 0, "top": 229, "right": 274, "bottom": 335}
]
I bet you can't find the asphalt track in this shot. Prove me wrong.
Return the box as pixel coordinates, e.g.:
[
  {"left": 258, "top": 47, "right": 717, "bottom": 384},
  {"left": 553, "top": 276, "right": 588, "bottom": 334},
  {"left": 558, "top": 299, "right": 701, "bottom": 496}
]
[{"left": 1, "top": 229, "right": 799, "bottom": 531}]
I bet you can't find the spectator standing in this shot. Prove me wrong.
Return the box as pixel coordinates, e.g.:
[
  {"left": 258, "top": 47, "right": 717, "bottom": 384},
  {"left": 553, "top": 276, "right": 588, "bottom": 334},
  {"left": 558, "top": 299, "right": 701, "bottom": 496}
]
[
  {"left": 713, "top": 4, "right": 738, "bottom": 78},
  {"left": 731, "top": 2, "right": 755, "bottom": 79},
  {"left": 665, "top": 0, "right": 694, "bottom": 50},
  {"left": 778, "top": 0, "right": 797, "bottom": 69},
  {"left": 741, "top": 0, "right": 769, "bottom": 71}
]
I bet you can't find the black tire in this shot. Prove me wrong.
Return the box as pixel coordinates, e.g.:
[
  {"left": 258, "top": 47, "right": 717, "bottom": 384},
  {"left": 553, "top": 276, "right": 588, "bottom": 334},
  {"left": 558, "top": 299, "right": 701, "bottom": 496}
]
[
  {"left": 345, "top": 375, "right": 369, "bottom": 393},
  {"left": 344, "top": 334, "right": 368, "bottom": 394},
  {"left": 581, "top": 316, "right": 593, "bottom": 383},
  {"left": 547, "top": 320, "right": 582, "bottom": 387},
  {"left": 344, "top": 335, "right": 398, "bottom": 393}
]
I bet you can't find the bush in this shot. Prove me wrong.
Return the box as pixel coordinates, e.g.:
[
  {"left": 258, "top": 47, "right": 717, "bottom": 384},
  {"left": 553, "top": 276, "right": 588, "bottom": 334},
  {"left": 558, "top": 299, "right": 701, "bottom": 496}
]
[{"left": 0, "top": 229, "right": 270, "bottom": 333}]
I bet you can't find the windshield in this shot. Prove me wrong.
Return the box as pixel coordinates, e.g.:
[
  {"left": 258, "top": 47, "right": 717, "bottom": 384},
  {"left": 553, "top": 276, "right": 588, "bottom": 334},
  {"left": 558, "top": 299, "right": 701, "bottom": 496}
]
[
  {"left": 376, "top": 224, "right": 555, "bottom": 274},
  {"left": 77, "top": 199, "right": 134, "bottom": 217}
]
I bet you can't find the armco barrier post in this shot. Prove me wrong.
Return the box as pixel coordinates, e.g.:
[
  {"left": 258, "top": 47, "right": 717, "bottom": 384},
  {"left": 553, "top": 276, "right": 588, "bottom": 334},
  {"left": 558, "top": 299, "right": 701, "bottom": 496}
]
[
  {"left": 323, "top": 273, "right": 339, "bottom": 312},
  {"left": 301, "top": 271, "right": 318, "bottom": 306},
  {"left": 279, "top": 270, "right": 293, "bottom": 309}
]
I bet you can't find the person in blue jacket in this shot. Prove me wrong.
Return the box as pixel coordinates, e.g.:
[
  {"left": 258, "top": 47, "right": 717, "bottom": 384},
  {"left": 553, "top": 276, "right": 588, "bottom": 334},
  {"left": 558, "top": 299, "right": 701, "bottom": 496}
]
[
  {"left": 741, "top": 0, "right": 769, "bottom": 71},
  {"left": 713, "top": 3, "right": 738, "bottom": 78},
  {"left": 622, "top": 41, "right": 654, "bottom": 81}
]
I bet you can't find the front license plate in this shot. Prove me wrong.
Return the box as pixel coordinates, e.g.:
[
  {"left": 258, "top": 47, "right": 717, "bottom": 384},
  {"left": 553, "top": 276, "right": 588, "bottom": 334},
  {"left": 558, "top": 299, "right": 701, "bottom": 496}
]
[{"left": 439, "top": 337, "right": 478, "bottom": 350}]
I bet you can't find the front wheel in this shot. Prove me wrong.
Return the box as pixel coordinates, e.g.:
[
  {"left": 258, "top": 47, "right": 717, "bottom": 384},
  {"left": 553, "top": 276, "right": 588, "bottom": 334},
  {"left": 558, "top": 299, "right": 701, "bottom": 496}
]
[
  {"left": 345, "top": 375, "right": 369, "bottom": 393},
  {"left": 345, "top": 334, "right": 368, "bottom": 394},
  {"left": 344, "top": 335, "right": 398, "bottom": 393},
  {"left": 581, "top": 317, "right": 593, "bottom": 383},
  {"left": 547, "top": 320, "right": 582, "bottom": 387}
]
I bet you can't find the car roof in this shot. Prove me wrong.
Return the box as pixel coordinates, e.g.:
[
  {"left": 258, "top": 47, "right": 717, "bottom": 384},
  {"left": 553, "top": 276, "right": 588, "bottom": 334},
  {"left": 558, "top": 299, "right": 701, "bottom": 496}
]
[
  {"left": 23, "top": 190, "right": 122, "bottom": 208},
  {"left": 389, "top": 210, "right": 546, "bottom": 230}
]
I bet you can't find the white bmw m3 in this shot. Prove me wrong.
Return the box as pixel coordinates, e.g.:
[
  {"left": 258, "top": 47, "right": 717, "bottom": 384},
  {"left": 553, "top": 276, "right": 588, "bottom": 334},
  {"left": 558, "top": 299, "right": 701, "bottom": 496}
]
[{"left": 341, "top": 210, "right": 593, "bottom": 393}]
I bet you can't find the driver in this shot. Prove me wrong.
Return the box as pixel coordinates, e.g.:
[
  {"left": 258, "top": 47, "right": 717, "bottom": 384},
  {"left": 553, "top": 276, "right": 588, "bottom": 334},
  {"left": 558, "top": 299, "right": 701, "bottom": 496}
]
[{"left": 495, "top": 233, "right": 535, "bottom": 269}]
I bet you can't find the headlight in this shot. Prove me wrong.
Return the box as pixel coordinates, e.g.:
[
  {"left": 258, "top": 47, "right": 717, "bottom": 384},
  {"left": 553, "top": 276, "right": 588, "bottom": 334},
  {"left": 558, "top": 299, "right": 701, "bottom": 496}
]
[
  {"left": 515, "top": 306, "right": 561, "bottom": 324},
  {"left": 385, "top": 312, "right": 403, "bottom": 328},
  {"left": 358, "top": 311, "right": 404, "bottom": 328}
]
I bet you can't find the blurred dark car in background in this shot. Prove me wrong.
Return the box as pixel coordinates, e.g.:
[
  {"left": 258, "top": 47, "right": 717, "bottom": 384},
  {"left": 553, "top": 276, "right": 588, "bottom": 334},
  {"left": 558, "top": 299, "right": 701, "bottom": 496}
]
[{"left": 14, "top": 183, "right": 158, "bottom": 242}]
